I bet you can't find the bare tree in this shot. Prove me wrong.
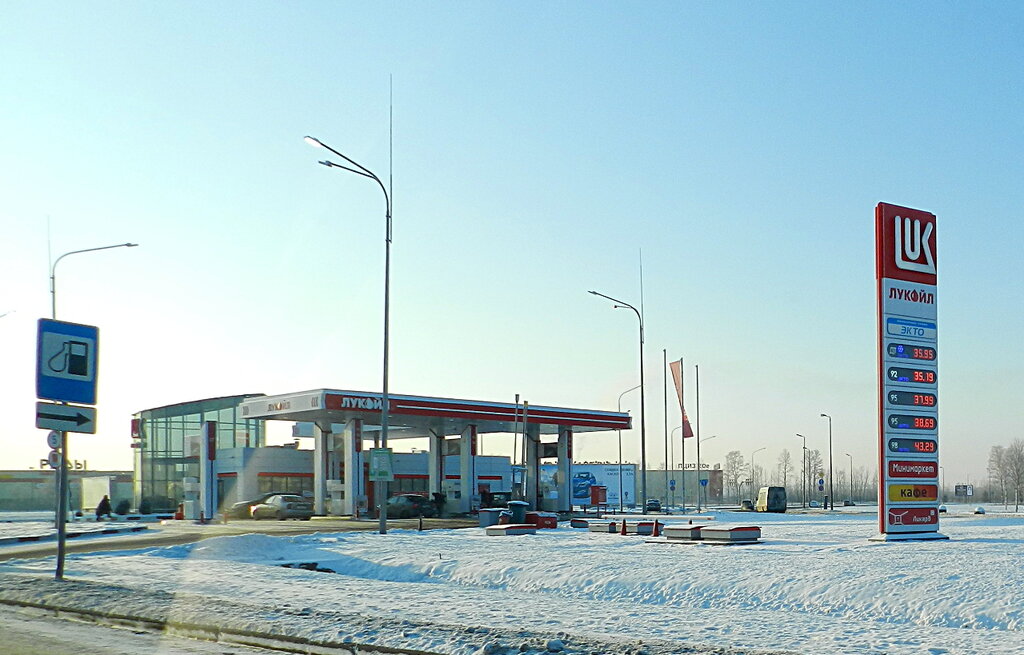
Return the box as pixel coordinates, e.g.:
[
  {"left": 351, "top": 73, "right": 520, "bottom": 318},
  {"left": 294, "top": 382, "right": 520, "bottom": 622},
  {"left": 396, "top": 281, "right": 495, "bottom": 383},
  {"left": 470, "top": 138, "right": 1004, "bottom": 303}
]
[
  {"left": 724, "top": 450, "right": 745, "bottom": 502},
  {"left": 1005, "top": 440, "right": 1024, "bottom": 512},
  {"left": 989, "top": 445, "right": 1009, "bottom": 508},
  {"left": 807, "top": 449, "right": 824, "bottom": 500},
  {"left": 776, "top": 449, "right": 792, "bottom": 489}
]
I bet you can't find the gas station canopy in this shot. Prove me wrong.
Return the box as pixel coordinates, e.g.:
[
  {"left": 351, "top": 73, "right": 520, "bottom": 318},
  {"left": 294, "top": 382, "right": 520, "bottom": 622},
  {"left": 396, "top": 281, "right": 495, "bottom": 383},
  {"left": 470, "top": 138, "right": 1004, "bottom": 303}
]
[{"left": 239, "top": 388, "right": 632, "bottom": 436}]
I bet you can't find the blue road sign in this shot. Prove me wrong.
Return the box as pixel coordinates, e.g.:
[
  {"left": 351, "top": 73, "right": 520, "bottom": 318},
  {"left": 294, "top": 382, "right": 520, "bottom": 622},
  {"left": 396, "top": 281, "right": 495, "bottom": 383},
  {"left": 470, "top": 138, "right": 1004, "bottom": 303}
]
[
  {"left": 700, "top": 479, "right": 708, "bottom": 487},
  {"left": 37, "top": 319, "right": 99, "bottom": 405},
  {"left": 669, "top": 479, "right": 676, "bottom": 490}
]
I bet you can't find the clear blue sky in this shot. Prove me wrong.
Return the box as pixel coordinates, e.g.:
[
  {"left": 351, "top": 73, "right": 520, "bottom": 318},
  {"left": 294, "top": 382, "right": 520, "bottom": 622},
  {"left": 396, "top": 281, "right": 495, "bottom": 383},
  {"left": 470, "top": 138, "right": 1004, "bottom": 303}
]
[{"left": 1, "top": 3, "right": 1021, "bottom": 487}]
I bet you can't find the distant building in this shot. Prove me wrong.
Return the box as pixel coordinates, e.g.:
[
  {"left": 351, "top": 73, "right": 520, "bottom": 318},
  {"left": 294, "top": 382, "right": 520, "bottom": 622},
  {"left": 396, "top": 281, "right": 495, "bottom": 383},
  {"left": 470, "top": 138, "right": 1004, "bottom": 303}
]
[{"left": 0, "top": 469, "right": 132, "bottom": 512}]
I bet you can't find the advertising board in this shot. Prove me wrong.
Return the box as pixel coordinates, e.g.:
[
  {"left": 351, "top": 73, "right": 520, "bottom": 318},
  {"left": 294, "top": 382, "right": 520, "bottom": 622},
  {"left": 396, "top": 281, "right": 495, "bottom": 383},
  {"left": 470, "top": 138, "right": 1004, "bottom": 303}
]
[
  {"left": 875, "top": 202, "right": 942, "bottom": 538},
  {"left": 540, "top": 463, "right": 637, "bottom": 507}
]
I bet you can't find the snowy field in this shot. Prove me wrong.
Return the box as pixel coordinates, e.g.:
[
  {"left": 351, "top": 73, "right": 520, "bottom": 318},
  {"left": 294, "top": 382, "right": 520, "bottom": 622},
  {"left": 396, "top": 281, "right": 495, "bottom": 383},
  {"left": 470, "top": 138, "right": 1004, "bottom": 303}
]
[{"left": 2, "top": 505, "right": 1023, "bottom": 655}]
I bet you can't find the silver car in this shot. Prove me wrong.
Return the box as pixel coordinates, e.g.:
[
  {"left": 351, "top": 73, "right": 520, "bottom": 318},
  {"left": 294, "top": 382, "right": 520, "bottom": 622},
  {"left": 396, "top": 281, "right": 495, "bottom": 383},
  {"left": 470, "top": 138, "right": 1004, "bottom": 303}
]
[{"left": 251, "top": 494, "right": 314, "bottom": 520}]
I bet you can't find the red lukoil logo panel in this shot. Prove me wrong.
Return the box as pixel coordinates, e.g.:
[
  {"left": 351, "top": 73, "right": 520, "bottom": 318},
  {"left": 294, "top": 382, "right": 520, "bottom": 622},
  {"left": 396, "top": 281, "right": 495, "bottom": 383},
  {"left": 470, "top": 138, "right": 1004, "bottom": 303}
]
[
  {"left": 888, "top": 507, "right": 938, "bottom": 527},
  {"left": 876, "top": 203, "right": 937, "bottom": 285}
]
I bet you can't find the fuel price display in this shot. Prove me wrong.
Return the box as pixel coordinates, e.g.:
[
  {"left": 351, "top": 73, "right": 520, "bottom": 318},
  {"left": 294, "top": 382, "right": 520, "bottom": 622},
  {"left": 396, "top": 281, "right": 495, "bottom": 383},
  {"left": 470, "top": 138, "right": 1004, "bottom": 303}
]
[
  {"left": 887, "top": 414, "right": 937, "bottom": 430},
  {"left": 887, "top": 367, "right": 937, "bottom": 385},
  {"left": 887, "top": 342, "right": 936, "bottom": 361},
  {"left": 887, "top": 391, "right": 937, "bottom": 407},
  {"left": 888, "top": 437, "right": 937, "bottom": 454}
]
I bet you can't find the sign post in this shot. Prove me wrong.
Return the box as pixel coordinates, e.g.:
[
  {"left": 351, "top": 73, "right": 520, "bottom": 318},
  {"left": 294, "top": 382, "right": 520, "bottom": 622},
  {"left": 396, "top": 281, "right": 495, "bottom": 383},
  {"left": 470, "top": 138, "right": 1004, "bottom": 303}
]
[
  {"left": 36, "top": 318, "right": 100, "bottom": 578},
  {"left": 872, "top": 203, "right": 947, "bottom": 541}
]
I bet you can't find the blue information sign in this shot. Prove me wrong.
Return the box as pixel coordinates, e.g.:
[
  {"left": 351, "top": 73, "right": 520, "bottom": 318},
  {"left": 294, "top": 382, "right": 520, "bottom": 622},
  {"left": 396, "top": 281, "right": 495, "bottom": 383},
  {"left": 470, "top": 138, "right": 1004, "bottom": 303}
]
[
  {"left": 700, "top": 479, "right": 708, "bottom": 487},
  {"left": 36, "top": 319, "right": 99, "bottom": 405}
]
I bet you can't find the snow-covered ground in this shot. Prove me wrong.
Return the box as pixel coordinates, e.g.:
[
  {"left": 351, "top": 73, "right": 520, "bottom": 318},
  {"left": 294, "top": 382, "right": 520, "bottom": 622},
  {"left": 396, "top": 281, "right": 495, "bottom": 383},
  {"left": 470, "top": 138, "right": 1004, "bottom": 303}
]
[{"left": 2, "top": 505, "right": 1022, "bottom": 655}]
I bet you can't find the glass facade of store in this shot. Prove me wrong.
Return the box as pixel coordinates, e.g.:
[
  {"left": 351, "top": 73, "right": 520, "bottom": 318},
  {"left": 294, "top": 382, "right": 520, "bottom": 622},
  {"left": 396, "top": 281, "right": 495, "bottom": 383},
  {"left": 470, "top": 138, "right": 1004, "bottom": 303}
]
[{"left": 133, "top": 394, "right": 265, "bottom": 512}]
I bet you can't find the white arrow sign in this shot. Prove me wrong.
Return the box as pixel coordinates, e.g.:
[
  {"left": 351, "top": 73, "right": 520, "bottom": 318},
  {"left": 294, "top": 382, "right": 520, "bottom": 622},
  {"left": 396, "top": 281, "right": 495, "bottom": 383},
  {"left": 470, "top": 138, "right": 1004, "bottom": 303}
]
[{"left": 36, "top": 402, "right": 96, "bottom": 434}]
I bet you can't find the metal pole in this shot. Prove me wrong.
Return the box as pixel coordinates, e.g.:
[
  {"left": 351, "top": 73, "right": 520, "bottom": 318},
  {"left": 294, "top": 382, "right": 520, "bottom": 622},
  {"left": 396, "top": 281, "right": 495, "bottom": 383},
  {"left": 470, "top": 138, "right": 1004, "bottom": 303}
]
[
  {"left": 588, "top": 291, "right": 645, "bottom": 513},
  {"left": 305, "top": 136, "right": 391, "bottom": 534},
  {"left": 512, "top": 394, "right": 519, "bottom": 468},
  {"left": 48, "top": 242, "right": 137, "bottom": 577},
  {"left": 751, "top": 447, "right": 766, "bottom": 496},
  {"left": 846, "top": 453, "right": 853, "bottom": 503},
  {"left": 821, "top": 413, "right": 833, "bottom": 511},
  {"left": 617, "top": 385, "right": 640, "bottom": 512},
  {"left": 663, "top": 349, "right": 668, "bottom": 508},
  {"left": 695, "top": 364, "right": 701, "bottom": 512},
  {"left": 796, "top": 433, "right": 806, "bottom": 508}
]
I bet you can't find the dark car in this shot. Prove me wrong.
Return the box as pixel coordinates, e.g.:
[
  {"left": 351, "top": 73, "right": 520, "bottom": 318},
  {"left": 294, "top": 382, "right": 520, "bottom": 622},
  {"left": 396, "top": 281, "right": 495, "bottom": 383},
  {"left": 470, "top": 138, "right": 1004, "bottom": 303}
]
[
  {"left": 251, "top": 494, "right": 314, "bottom": 520},
  {"left": 386, "top": 494, "right": 438, "bottom": 518},
  {"left": 645, "top": 498, "right": 663, "bottom": 512}
]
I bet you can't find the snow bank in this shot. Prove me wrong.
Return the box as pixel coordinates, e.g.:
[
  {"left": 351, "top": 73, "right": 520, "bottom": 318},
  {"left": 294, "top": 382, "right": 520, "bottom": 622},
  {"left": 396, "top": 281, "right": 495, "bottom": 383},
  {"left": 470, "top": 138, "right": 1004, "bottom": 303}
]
[{"left": 3, "top": 510, "right": 1023, "bottom": 654}]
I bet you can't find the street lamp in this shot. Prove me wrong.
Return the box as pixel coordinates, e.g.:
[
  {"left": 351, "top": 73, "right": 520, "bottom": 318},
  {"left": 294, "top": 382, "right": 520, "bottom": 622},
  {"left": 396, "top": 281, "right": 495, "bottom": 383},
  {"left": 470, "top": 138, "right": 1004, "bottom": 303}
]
[
  {"left": 617, "top": 384, "right": 641, "bottom": 512},
  {"left": 49, "top": 241, "right": 138, "bottom": 580},
  {"left": 751, "top": 446, "right": 766, "bottom": 495},
  {"left": 306, "top": 135, "right": 392, "bottom": 535},
  {"left": 820, "top": 413, "right": 833, "bottom": 510},
  {"left": 51, "top": 243, "right": 138, "bottom": 319},
  {"left": 671, "top": 425, "right": 684, "bottom": 509},
  {"left": 697, "top": 434, "right": 718, "bottom": 511},
  {"left": 795, "top": 433, "right": 807, "bottom": 508},
  {"left": 845, "top": 452, "right": 853, "bottom": 504},
  {"left": 589, "top": 290, "right": 646, "bottom": 512}
]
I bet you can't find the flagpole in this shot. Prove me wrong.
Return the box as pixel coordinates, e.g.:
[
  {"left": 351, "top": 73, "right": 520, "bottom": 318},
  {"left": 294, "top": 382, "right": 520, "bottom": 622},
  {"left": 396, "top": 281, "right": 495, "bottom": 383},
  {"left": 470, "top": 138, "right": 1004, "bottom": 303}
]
[
  {"left": 680, "top": 357, "right": 685, "bottom": 513},
  {"left": 695, "top": 363, "right": 701, "bottom": 513},
  {"left": 663, "top": 349, "right": 669, "bottom": 508}
]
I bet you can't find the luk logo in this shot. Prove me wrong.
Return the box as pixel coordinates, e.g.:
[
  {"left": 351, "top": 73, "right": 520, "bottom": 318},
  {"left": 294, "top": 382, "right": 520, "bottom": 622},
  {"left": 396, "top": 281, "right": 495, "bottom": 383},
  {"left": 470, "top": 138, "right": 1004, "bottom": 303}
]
[{"left": 894, "top": 216, "right": 935, "bottom": 275}]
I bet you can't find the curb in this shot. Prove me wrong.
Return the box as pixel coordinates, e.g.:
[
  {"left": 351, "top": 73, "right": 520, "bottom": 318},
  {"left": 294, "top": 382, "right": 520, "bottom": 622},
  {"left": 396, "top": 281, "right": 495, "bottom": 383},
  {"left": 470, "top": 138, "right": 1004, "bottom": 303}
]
[
  {"left": 0, "top": 525, "right": 148, "bottom": 546},
  {"left": 1, "top": 597, "right": 445, "bottom": 655}
]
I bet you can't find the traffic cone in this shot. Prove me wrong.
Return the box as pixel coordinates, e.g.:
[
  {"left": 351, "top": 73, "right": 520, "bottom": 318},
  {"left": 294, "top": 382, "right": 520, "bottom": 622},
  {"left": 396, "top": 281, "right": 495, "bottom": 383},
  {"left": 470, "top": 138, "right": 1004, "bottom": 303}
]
[
  {"left": 652, "top": 520, "right": 661, "bottom": 537},
  {"left": 620, "top": 517, "right": 627, "bottom": 536}
]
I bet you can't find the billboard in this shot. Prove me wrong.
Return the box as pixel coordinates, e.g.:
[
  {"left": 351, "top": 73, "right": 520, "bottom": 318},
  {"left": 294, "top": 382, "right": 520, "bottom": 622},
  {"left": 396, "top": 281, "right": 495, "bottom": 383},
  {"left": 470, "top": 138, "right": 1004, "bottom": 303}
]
[
  {"left": 875, "top": 202, "right": 941, "bottom": 537},
  {"left": 539, "top": 463, "right": 637, "bottom": 507}
]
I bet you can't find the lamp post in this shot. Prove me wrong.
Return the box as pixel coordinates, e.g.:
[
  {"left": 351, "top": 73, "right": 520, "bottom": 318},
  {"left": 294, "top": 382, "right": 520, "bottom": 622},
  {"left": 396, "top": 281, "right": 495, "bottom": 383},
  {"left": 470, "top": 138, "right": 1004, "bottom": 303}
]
[
  {"left": 589, "top": 290, "right": 646, "bottom": 512},
  {"left": 670, "top": 425, "right": 683, "bottom": 509},
  {"left": 751, "top": 446, "right": 766, "bottom": 496},
  {"left": 306, "top": 135, "right": 392, "bottom": 535},
  {"left": 617, "top": 384, "right": 641, "bottom": 512},
  {"left": 820, "top": 413, "right": 833, "bottom": 510},
  {"left": 49, "top": 241, "right": 138, "bottom": 580},
  {"left": 795, "top": 433, "right": 807, "bottom": 508},
  {"left": 697, "top": 434, "right": 717, "bottom": 511},
  {"left": 845, "top": 452, "right": 853, "bottom": 504},
  {"left": 51, "top": 243, "right": 138, "bottom": 319}
]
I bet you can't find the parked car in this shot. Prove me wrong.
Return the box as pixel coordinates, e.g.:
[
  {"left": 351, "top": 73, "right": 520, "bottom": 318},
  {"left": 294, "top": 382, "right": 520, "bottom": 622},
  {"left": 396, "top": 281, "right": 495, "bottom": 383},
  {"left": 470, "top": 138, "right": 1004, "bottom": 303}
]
[
  {"left": 645, "top": 498, "right": 662, "bottom": 512},
  {"left": 386, "top": 494, "right": 438, "bottom": 518},
  {"left": 251, "top": 494, "right": 314, "bottom": 520},
  {"left": 226, "top": 491, "right": 290, "bottom": 519}
]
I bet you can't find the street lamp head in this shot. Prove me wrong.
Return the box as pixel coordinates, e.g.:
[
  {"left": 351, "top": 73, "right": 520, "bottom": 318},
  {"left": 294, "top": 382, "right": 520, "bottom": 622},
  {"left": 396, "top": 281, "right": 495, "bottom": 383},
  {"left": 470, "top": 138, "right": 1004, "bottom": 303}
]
[
  {"left": 820, "top": 413, "right": 829, "bottom": 418},
  {"left": 303, "top": 135, "right": 324, "bottom": 149},
  {"left": 318, "top": 160, "right": 333, "bottom": 168},
  {"left": 125, "top": 243, "right": 138, "bottom": 248},
  {"left": 587, "top": 290, "right": 598, "bottom": 296}
]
